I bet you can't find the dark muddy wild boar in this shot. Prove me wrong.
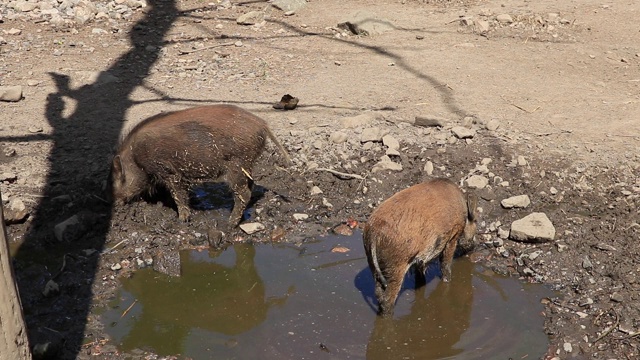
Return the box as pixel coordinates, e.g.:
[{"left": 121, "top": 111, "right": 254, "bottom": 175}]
[
  {"left": 363, "top": 178, "right": 478, "bottom": 317},
  {"left": 108, "top": 104, "right": 291, "bottom": 228}
]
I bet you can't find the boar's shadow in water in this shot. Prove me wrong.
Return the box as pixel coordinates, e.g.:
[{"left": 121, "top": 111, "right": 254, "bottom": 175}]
[
  {"left": 364, "top": 259, "right": 474, "bottom": 360},
  {"left": 189, "top": 182, "right": 270, "bottom": 222},
  {"left": 354, "top": 247, "right": 469, "bottom": 316}
]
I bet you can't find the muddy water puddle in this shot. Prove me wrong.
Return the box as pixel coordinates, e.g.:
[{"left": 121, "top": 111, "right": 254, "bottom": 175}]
[{"left": 103, "top": 233, "right": 552, "bottom": 359}]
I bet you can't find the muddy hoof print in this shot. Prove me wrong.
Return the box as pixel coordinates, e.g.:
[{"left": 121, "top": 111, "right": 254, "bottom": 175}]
[{"left": 273, "top": 94, "right": 299, "bottom": 110}]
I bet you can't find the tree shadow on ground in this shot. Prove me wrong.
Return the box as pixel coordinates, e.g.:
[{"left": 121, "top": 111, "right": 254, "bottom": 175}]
[
  {"left": 8, "top": 2, "right": 479, "bottom": 359},
  {"left": 12, "top": 0, "right": 179, "bottom": 358}
]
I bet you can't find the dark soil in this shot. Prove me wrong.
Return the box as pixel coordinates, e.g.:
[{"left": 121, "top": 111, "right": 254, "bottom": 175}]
[
  {"left": 2, "top": 0, "right": 640, "bottom": 359},
  {"left": 6, "top": 131, "right": 639, "bottom": 359}
]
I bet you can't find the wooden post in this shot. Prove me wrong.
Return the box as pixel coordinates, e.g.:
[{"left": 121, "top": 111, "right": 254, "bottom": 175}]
[{"left": 0, "top": 188, "right": 32, "bottom": 359}]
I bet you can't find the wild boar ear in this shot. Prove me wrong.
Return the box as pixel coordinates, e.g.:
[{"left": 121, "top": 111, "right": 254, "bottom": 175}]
[
  {"left": 466, "top": 192, "right": 478, "bottom": 221},
  {"left": 112, "top": 155, "right": 125, "bottom": 182}
]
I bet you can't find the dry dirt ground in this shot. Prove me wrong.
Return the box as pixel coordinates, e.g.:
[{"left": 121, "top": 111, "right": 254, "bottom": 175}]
[{"left": 1, "top": 0, "right": 640, "bottom": 359}]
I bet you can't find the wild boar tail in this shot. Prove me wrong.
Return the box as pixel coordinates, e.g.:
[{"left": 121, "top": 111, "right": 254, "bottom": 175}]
[
  {"left": 466, "top": 192, "right": 478, "bottom": 222},
  {"left": 265, "top": 128, "right": 293, "bottom": 166},
  {"left": 371, "top": 242, "right": 388, "bottom": 289}
]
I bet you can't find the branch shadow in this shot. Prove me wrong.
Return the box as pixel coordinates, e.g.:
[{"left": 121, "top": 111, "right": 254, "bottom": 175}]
[
  {"left": 175, "top": 9, "right": 471, "bottom": 117},
  {"left": 12, "top": 0, "right": 180, "bottom": 358},
  {"left": 263, "top": 17, "right": 471, "bottom": 117},
  {"left": 9, "top": 2, "right": 475, "bottom": 358}
]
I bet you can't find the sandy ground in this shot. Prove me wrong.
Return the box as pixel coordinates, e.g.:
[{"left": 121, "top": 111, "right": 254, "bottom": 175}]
[{"left": 1, "top": 0, "right": 639, "bottom": 358}]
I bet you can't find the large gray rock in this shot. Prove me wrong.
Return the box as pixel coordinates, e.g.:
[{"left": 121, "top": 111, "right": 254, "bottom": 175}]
[
  {"left": 510, "top": 213, "right": 555, "bottom": 243},
  {"left": 293, "top": 213, "right": 309, "bottom": 221},
  {"left": 4, "top": 28, "right": 22, "bottom": 35},
  {"left": 424, "top": 161, "right": 434, "bottom": 175},
  {"left": 501, "top": 195, "right": 531, "bottom": 209},
  {"left": 382, "top": 135, "right": 399, "bottom": 150},
  {"left": 372, "top": 156, "right": 403, "bottom": 172},
  {"left": 476, "top": 20, "right": 490, "bottom": 33},
  {"left": 517, "top": 155, "right": 528, "bottom": 166},
  {"left": 3, "top": 198, "right": 29, "bottom": 224},
  {"left": 338, "top": 11, "right": 395, "bottom": 36},
  {"left": 0, "top": 172, "right": 17, "bottom": 182},
  {"left": 465, "top": 175, "right": 489, "bottom": 189},
  {"left": 13, "top": 1, "right": 38, "bottom": 12},
  {"left": 361, "top": 127, "right": 382, "bottom": 143},
  {"left": 329, "top": 131, "right": 348, "bottom": 144},
  {"left": 271, "top": 0, "right": 307, "bottom": 12},
  {"left": 239, "top": 222, "right": 265, "bottom": 234},
  {"left": 49, "top": 14, "right": 66, "bottom": 27},
  {"left": 74, "top": 4, "right": 96, "bottom": 25},
  {"left": 0, "top": 86, "right": 23, "bottom": 102},
  {"left": 126, "top": 0, "right": 146, "bottom": 9},
  {"left": 237, "top": 11, "right": 264, "bottom": 25},
  {"left": 496, "top": 14, "right": 513, "bottom": 24},
  {"left": 451, "top": 126, "right": 476, "bottom": 139}
]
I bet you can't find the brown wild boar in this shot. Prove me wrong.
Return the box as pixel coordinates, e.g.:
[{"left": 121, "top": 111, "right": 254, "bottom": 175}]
[
  {"left": 108, "top": 104, "right": 291, "bottom": 228},
  {"left": 363, "top": 178, "right": 478, "bottom": 317}
]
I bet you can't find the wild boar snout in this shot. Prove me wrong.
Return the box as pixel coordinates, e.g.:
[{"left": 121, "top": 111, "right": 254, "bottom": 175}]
[{"left": 108, "top": 153, "right": 146, "bottom": 205}]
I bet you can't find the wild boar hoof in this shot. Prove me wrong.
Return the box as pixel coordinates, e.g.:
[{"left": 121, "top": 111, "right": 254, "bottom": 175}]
[{"left": 177, "top": 211, "right": 191, "bottom": 222}]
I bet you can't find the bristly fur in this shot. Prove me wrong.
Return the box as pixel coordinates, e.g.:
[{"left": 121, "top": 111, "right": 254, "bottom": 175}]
[
  {"left": 118, "top": 109, "right": 178, "bottom": 146},
  {"left": 108, "top": 104, "right": 291, "bottom": 228},
  {"left": 362, "top": 178, "right": 479, "bottom": 317},
  {"left": 370, "top": 242, "right": 387, "bottom": 289}
]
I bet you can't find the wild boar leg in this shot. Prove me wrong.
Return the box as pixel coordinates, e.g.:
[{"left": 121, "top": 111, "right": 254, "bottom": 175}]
[
  {"left": 226, "top": 168, "right": 252, "bottom": 229},
  {"left": 415, "top": 262, "right": 428, "bottom": 287},
  {"left": 374, "top": 277, "right": 386, "bottom": 310},
  {"left": 167, "top": 181, "right": 191, "bottom": 222},
  {"left": 439, "top": 237, "right": 459, "bottom": 282}
]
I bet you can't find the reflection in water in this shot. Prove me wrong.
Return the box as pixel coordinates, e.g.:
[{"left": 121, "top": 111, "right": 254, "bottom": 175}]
[
  {"left": 366, "top": 261, "right": 473, "bottom": 360},
  {"left": 103, "top": 233, "right": 552, "bottom": 359},
  {"left": 107, "top": 244, "right": 289, "bottom": 355},
  {"left": 190, "top": 182, "right": 267, "bottom": 222}
]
